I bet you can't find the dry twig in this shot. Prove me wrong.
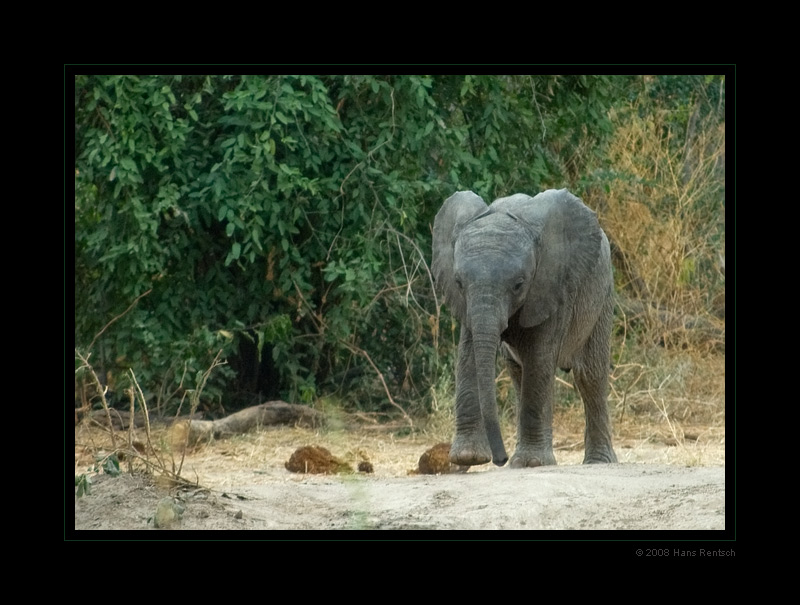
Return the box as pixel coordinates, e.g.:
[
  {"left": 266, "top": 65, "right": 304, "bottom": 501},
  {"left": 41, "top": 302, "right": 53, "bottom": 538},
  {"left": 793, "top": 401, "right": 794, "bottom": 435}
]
[
  {"left": 87, "top": 289, "right": 152, "bottom": 353},
  {"left": 338, "top": 339, "right": 413, "bottom": 427},
  {"left": 75, "top": 349, "right": 117, "bottom": 451}
]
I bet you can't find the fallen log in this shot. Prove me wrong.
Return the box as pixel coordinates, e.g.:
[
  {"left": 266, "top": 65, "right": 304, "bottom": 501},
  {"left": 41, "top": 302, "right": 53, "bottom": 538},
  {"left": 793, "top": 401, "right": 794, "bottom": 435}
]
[
  {"left": 87, "top": 409, "right": 202, "bottom": 430},
  {"left": 168, "top": 401, "right": 324, "bottom": 448}
]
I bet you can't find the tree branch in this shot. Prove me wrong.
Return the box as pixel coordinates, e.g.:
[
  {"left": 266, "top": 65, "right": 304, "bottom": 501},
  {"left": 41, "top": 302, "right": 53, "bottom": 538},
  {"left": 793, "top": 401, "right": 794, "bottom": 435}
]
[
  {"left": 87, "top": 289, "right": 152, "bottom": 353},
  {"left": 338, "top": 339, "right": 413, "bottom": 427}
]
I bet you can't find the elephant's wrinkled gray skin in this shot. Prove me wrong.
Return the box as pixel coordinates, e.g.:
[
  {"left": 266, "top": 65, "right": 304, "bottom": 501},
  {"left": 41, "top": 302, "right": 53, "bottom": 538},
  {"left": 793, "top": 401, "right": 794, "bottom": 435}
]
[{"left": 432, "top": 189, "right": 618, "bottom": 468}]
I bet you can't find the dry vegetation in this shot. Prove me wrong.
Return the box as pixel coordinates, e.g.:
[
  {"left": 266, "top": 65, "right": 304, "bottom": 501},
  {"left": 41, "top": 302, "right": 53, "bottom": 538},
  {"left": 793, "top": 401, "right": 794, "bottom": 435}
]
[
  {"left": 595, "top": 103, "right": 725, "bottom": 352},
  {"left": 74, "top": 364, "right": 725, "bottom": 495},
  {"left": 75, "top": 336, "right": 725, "bottom": 487}
]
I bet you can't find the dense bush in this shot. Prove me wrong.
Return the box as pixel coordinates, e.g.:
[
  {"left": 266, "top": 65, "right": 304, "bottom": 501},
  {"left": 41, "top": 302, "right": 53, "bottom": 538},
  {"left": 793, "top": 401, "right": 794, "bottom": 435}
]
[{"left": 74, "top": 74, "right": 726, "bottom": 417}]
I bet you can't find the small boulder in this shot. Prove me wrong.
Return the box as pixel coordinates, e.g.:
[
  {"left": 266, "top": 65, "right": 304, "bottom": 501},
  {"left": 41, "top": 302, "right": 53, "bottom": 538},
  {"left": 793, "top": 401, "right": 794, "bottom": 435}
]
[
  {"left": 153, "top": 497, "right": 184, "bottom": 528},
  {"left": 417, "top": 443, "right": 469, "bottom": 475},
  {"left": 285, "top": 445, "right": 353, "bottom": 474}
]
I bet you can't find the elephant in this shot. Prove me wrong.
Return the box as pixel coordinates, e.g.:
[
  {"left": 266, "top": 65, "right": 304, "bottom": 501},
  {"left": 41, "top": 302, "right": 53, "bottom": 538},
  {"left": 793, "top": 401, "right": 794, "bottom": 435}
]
[{"left": 432, "top": 188, "right": 618, "bottom": 468}]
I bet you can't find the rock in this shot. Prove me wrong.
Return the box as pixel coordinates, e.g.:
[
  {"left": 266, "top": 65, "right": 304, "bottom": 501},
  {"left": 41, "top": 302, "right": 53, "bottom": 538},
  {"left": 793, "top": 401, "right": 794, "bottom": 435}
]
[
  {"left": 417, "top": 443, "right": 469, "bottom": 475},
  {"left": 285, "top": 445, "right": 353, "bottom": 474},
  {"left": 154, "top": 497, "right": 184, "bottom": 528}
]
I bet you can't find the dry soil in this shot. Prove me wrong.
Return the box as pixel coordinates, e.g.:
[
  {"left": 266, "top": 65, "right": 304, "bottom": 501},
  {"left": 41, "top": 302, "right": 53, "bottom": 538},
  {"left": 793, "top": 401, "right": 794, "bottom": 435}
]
[{"left": 72, "top": 423, "right": 728, "bottom": 536}]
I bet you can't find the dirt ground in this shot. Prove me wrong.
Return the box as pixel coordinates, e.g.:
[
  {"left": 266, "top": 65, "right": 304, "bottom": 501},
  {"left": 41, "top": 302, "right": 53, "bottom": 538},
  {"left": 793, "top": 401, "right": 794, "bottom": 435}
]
[{"left": 71, "top": 417, "right": 728, "bottom": 536}]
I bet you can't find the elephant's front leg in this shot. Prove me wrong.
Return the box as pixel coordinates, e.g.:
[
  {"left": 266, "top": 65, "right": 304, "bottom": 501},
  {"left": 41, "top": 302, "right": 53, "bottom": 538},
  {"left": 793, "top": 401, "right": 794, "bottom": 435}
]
[
  {"left": 450, "top": 327, "right": 492, "bottom": 466},
  {"left": 509, "top": 350, "right": 558, "bottom": 468}
]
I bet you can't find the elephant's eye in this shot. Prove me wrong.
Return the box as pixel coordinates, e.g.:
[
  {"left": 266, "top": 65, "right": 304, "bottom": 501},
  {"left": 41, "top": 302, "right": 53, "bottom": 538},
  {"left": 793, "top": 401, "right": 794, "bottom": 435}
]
[
  {"left": 455, "top": 278, "right": 464, "bottom": 290},
  {"left": 513, "top": 280, "right": 524, "bottom": 293}
]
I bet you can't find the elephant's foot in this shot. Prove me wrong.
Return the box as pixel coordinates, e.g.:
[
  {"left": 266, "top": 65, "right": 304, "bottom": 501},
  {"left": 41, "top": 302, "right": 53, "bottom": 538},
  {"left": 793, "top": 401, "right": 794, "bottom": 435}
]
[
  {"left": 509, "top": 447, "right": 557, "bottom": 469},
  {"left": 583, "top": 446, "right": 617, "bottom": 464},
  {"left": 450, "top": 434, "right": 492, "bottom": 467}
]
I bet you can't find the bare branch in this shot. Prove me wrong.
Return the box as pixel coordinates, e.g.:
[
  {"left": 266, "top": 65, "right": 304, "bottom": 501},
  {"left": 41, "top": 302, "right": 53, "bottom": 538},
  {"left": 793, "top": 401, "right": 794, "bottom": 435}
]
[
  {"left": 338, "top": 339, "right": 413, "bottom": 427},
  {"left": 129, "top": 368, "right": 166, "bottom": 472},
  {"left": 87, "top": 289, "right": 152, "bottom": 353},
  {"left": 75, "top": 348, "right": 117, "bottom": 450},
  {"left": 338, "top": 88, "right": 396, "bottom": 197}
]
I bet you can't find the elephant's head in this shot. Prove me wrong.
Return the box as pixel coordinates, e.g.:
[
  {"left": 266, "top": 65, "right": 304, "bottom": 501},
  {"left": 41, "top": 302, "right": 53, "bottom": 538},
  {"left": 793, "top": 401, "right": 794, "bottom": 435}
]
[{"left": 432, "top": 189, "right": 603, "bottom": 465}]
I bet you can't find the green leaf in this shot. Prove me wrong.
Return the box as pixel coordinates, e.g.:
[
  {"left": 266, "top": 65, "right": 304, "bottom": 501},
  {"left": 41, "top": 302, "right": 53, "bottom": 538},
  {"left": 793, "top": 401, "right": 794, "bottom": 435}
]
[
  {"left": 75, "top": 474, "right": 91, "bottom": 498},
  {"left": 120, "top": 157, "right": 137, "bottom": 171},
  {"left": 102, "top": 454, "right": 120, "bottom": 476},
  {"left": 232, "top": 242, "right": 241, "bottom": 259}
]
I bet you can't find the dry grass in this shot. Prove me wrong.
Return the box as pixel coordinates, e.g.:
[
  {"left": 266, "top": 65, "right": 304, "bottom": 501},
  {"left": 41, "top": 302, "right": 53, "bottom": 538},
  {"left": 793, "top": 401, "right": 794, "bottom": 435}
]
[
  {"left": 75, "top": 338, "right": 725, "bottom": 489},
  {"left": 594, "top": 102, "right": 725, "bottom": 354},
  {"left": 75, "top": 364, "right": 725, "bottom": 493},
  {"left": 552, "top": 345, "right": 725, "bottom": 467}
]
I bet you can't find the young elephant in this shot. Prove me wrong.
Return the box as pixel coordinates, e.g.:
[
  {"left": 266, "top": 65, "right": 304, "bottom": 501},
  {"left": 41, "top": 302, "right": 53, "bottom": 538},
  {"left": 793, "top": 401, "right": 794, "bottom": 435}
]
[{"left": 431, "top": 189, "right": 617, "bottom": 468}]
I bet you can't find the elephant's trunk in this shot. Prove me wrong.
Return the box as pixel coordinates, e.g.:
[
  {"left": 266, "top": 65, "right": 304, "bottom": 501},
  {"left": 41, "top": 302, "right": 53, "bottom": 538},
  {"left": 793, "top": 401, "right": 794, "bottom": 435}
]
[{"left": 473, "top": 334, "right": 509, "bottom": 466}]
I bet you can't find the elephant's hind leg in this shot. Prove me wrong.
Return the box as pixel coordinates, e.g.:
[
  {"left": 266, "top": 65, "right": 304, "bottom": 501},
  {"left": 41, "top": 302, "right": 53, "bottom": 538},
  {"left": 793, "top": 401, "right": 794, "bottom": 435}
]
[
  {"left": 573, "top": 321, "right": 617, "bottom": 464},
  {"left": 501, "top": 342, "right": 523, "bottom": 399}
]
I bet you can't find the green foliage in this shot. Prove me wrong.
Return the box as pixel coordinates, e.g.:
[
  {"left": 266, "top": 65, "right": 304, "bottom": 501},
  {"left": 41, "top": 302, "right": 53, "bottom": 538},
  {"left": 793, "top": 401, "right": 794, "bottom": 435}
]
[
  {"left": 101, "top": 453, "right": 121, "bottom": 476},
  {"left": 75, "top": 474, "right": 91, "bottom": 498},
  {"left": 74, "top": 452, "right": 122, "bottom": 497},
  {"left": 74, "top": 74, "right": 724, "bottom": 416}
]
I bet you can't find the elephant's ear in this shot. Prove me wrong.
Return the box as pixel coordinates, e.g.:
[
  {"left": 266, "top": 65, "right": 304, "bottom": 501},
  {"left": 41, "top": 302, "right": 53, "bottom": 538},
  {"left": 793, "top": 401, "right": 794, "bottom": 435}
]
[
  {"left": 493, "top": 189, "right": 603, "bottom": 328},
  {"left": 431, "top": 191, "right": 488, "bottom": 319}
]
